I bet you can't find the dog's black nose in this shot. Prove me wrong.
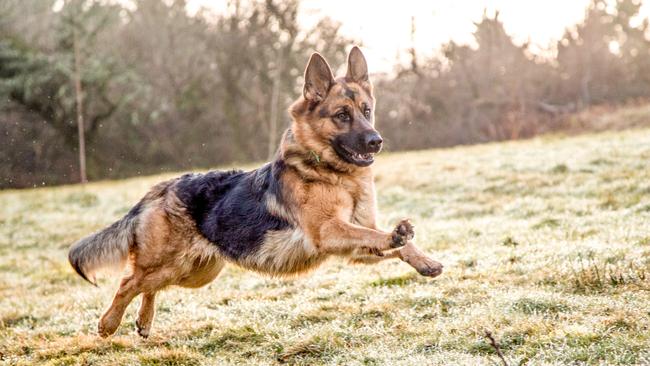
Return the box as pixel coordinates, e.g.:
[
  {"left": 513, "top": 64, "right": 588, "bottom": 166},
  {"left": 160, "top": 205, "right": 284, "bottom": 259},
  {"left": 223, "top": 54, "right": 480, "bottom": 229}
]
[{"left": 363, "top": 131, "right": 383, "bottom": 152}]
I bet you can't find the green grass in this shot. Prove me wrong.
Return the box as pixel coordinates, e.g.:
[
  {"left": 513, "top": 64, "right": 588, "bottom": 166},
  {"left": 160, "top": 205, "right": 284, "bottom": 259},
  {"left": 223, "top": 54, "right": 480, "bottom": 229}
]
[{"left": 2, "top": 127, "right": 650, "bottom": 365}]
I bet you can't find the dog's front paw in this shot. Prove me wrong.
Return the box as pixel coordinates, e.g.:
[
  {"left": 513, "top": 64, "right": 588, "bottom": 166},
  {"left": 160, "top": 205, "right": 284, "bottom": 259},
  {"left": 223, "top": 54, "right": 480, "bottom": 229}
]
[
  {"left": 411, "top": 257, "right": 443, "bottom": 278},
  {"left": 391, "top": 219, "right": 414, "bottom": 248}
]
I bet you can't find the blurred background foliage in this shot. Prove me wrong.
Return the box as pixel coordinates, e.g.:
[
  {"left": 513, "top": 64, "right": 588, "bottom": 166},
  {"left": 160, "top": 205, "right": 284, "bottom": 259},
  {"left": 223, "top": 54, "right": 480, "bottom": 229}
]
[{"left": 2, "top": 0, "right": 650, "bottom": 188}]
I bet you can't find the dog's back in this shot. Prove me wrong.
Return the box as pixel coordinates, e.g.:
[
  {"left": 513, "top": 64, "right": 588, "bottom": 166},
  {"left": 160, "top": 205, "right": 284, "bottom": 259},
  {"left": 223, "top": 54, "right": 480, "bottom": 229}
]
[{"left": 174, "top": 163, "right": 292, "bottom": 260}]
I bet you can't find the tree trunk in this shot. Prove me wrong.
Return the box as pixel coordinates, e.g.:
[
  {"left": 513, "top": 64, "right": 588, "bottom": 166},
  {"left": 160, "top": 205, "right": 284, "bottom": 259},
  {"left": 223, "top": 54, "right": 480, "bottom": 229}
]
[
  {"left": 267, "top": 50, "right": 283, "bottom": 160},
  {"left": 73, "top": 26, "right": 87, "bottom": 184}
]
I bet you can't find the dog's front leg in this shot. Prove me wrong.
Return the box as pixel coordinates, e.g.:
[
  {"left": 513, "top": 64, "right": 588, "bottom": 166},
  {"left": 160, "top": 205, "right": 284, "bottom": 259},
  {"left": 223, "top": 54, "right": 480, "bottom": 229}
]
[
  {"left": 313, "top": 218, "right": 414, "bottom": 255},
  {"left": 349, "top": 243, "right": 443, "bottom": 278},
  {"left": 397, "top": 242, "right": 443, "bottom": 277},
  {"left": 349, "top": 249, "right": 401, "bottom": 264}
]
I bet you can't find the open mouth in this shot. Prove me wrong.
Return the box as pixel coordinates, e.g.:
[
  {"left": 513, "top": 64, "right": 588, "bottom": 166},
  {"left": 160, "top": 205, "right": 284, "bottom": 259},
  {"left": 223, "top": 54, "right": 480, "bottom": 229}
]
[{"left": 336, "top": 143, "right": 375, "bottom": 166}]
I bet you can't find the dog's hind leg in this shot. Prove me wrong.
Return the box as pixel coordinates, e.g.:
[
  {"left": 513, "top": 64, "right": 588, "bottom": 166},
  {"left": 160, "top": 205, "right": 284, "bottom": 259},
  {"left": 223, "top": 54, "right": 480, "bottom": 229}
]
[
  {"left": 98, "top": 274, "right": 142, "bottom": 337},
  {"left": 136, "top": 292, "right": 156, "bottom": 338},
  {"left": 177, "top": 256, "right": 225, "bottom": 289}
]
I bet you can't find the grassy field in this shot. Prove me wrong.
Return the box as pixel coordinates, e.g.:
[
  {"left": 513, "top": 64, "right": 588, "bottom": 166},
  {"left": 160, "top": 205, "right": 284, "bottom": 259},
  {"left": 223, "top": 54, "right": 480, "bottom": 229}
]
[{"left": 1, "top": 128, "right": 650, "bottom": 365}]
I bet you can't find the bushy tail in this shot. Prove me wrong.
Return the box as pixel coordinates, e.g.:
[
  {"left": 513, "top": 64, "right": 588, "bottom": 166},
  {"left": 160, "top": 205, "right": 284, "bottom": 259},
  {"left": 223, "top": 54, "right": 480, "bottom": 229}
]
[{"left": 68, "top": 205, "right": 141, "bottom": 286}]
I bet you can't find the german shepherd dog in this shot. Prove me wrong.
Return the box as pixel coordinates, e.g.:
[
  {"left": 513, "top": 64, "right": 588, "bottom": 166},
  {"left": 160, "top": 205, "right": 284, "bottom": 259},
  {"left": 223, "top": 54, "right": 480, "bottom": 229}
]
[{"left": 69, "top": 47, "right": 443, "bottom": 338}]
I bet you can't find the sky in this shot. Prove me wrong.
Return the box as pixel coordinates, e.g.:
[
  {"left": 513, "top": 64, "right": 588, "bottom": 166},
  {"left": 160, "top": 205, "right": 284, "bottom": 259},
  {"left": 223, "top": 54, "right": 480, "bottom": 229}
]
[{"left": 187, "top": 0, "right": 650, "bottom": 72}]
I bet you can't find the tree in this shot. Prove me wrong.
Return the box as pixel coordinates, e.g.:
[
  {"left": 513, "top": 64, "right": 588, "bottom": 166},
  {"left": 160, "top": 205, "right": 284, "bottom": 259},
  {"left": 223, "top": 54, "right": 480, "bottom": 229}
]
[
  {"left": 71, "top": 5, "right": 87, "bottom": 183},
  {"left": 557, "top": 0, "right": 622, "bottom": 106},
  {"left": 612, "top": 0, "right": 650, "bottom": 98},
  {"left": 210, "top": 0, "right": 352, "bottom": 161},
  {"left": 0, "top": 0, "right": 123, "bottom": 183}
]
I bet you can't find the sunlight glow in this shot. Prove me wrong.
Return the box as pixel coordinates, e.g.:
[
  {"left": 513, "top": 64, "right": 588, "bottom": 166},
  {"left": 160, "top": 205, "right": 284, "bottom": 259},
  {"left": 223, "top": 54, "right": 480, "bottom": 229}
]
[{"left": 188, "top": 0, "right": 650, "bottom": 72}]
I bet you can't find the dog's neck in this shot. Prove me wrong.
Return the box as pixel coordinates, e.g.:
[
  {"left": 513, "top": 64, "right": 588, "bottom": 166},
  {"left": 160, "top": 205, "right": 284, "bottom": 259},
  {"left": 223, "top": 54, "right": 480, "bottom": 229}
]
[{"left": 276, "top": 128, "right": 369, "bottom": 184}]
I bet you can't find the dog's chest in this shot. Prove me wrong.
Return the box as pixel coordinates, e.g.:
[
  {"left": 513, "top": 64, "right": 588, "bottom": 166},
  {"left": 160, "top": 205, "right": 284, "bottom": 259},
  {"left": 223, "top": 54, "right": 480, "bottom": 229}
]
[{"left": 342, "top": 179, "right": 374, "bottom": 225}]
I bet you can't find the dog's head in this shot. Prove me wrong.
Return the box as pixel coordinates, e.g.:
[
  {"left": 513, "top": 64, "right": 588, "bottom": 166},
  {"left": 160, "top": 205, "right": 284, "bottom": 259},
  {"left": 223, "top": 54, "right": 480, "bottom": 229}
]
[{"left": 289, "top": 47, "right": 381, "bottom": 169}]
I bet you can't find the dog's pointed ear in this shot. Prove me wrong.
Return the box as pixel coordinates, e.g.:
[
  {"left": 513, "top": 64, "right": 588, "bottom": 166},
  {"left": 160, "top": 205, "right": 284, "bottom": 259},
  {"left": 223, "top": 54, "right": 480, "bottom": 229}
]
[
  {"left": 303, "top": 53, "right": 335, "bottom": 103},
  {"left": 345, "top": 46, "right": 368, "bottom": 82}
]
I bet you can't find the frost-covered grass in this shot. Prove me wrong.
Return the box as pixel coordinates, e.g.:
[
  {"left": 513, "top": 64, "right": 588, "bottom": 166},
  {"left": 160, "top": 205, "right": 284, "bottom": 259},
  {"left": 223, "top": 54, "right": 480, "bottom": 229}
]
[{"left": 1, "top": 128, "right": 650, "bottom": 365}]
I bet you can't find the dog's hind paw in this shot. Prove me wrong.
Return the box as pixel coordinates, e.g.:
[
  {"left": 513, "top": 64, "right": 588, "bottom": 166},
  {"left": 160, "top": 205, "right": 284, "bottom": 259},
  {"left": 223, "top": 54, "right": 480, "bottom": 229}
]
[
  {"left": 135, "top": 320, "right": 150, "bottom": 339},
  {"left": 98, "top": 322, "right": 117, "bottom": 338},
  {"left": 391, "top": 219, "right": 414, "bottom": 248}
]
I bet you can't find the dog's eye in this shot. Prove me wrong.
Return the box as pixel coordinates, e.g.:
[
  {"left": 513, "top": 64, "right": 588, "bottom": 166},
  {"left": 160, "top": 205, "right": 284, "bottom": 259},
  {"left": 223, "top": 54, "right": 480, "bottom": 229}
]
[
  {"left": 336, "top": 112, "right": 350, "bottom": 122},
  {"left": 364, "top": 108, "right": 371, "bottom": 119}
]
